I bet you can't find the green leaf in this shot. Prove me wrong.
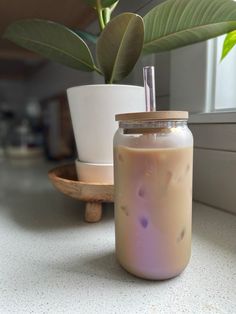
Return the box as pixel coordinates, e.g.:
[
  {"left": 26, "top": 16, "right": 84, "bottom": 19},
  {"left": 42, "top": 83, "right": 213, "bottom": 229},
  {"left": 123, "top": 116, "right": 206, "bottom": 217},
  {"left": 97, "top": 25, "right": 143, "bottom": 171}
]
[
  {"left": 96, "top": 13, "right": 144, "bottom": 83},
  {"left": 73, "top": 29, "right": 98, "bottom": 44},
  {"left": 4, "top": 19, "right": 95, "bottom": 72},
  {"left": 143, "top": 0, "right": 236, "bottom": 54},
  {"left": 221, "top": 31, "right": 236, "bottom": 60}
]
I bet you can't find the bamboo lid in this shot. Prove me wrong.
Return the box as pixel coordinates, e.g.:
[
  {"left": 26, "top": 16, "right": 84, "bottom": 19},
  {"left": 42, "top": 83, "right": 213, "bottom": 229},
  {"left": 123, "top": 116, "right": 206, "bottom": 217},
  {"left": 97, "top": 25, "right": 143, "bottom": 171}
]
[{"left": 115, "top": 111, "right": 188, "bottom": 121}]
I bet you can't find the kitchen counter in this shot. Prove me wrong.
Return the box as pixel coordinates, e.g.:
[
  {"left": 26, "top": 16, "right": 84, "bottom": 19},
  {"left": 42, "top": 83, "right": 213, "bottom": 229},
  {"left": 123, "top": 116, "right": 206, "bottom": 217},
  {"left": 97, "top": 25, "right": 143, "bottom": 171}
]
[{"left": 0, "top": 159, "right": 236, "bottom": 314}]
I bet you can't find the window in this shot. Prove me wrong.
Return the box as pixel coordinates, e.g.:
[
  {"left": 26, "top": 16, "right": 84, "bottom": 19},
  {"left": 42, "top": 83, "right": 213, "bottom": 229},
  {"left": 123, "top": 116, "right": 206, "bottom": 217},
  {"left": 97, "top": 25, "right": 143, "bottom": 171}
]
[
  {"left": 170, "top": 36, "right": 236, "bottom": 114},
  {"left": 210, "top": 35, "right": 236, "bottom": 111},
  {"left": 170, "top": 38, "right": 236, "bottom": 215}
]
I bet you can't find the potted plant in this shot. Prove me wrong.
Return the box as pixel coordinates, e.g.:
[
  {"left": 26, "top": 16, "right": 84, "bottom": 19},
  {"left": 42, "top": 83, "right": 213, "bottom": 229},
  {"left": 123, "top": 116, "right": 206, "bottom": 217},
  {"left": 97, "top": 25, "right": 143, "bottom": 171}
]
[{"left": 4, "top": 0, "right": 236, "bottom": 182}]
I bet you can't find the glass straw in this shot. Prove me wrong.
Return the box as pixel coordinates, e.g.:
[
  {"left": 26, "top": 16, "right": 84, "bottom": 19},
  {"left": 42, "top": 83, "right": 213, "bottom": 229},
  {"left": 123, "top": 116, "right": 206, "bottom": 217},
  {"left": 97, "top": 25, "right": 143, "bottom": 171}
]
[{"left": 143, "top": 66, "right": 156, "bottom": 112}]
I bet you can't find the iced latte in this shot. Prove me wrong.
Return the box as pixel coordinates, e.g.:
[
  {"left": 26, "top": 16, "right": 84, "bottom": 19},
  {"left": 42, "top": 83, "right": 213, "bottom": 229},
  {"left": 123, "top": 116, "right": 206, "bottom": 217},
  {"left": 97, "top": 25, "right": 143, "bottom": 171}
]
[{"left": 114, "top": 111, "right": 193, "bottom": 280}]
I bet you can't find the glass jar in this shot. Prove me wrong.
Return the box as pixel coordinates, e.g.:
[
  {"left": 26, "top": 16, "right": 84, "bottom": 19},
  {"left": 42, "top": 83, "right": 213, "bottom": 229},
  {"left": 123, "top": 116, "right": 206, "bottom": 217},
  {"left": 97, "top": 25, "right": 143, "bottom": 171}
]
[{"left": 113, "top": 111, "right": 193, "bottom": 280}]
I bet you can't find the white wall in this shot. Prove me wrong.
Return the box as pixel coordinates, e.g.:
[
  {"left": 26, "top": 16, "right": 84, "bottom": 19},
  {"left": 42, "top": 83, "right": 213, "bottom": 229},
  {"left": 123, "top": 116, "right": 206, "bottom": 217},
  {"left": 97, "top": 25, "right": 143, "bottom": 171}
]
[
  {"left": 170, "top": 42, "right": 210, "bottom": 114},
  {"left": 27, "top": 62, "right": 103, "bottom": 100}
]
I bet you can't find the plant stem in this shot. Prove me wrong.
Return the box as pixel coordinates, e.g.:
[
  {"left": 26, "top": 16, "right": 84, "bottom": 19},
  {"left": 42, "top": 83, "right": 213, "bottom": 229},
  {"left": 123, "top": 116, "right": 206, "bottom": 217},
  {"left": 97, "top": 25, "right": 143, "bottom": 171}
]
[
  {"left": 96, "top": 0, "right": 105, "bottom": 31},
  {"left": 102, "top": 8, "right": 111, "bottom": 25},
  {"left": 94, "top": 65, "right": 103, "bottom": 75},
  {"left": 110, "top": 1, "right": 119, "bottom": 14}
]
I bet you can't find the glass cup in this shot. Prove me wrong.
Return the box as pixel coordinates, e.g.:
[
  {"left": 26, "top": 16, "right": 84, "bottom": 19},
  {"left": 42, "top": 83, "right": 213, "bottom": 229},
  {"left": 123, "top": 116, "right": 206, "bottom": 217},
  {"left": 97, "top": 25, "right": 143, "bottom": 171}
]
[{"left": 113, "top": 111, "right": 193, "bottom": 280}]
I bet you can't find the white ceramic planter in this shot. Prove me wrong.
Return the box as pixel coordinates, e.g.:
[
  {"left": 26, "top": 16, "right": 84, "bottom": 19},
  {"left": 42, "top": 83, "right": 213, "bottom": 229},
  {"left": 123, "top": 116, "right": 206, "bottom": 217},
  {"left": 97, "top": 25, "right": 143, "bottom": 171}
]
[
  {"left": 67, "top": 84, "right": 145, "bottom": 163},
  {"left": 75, "top": 159, "right": 113, "bottom": 184}
]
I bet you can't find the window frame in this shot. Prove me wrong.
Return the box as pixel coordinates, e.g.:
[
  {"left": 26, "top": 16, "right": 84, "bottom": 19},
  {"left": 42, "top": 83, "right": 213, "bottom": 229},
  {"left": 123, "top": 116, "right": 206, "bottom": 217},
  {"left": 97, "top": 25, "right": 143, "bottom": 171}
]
[{"left": 170, "top": 40, "right": 236, "bottom": 214}]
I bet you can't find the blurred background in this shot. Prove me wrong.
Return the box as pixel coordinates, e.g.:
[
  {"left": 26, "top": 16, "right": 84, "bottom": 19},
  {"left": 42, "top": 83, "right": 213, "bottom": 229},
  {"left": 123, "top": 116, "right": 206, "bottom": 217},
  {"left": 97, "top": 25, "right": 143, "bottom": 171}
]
[
  {"left": 0, "top": 0, "right": 171, "bottom": 164},
  {"left": 0, "top": 0, "right": 95, "bottom": 162},
  {"left": 1, "top": 0, "right": 236, "bottom": 217}
]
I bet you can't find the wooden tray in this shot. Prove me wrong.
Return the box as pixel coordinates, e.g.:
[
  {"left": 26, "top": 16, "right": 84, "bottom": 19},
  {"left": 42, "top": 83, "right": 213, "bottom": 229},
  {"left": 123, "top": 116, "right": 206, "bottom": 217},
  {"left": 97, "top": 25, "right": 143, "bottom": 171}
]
[{"left": 48, "top": 164, "right": 114, "bottom": 223}]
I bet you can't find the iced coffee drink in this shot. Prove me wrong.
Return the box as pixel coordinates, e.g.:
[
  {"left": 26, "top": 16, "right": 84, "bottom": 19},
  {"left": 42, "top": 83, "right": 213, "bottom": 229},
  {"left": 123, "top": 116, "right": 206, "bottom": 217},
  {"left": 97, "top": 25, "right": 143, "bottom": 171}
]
[{"left": 114, "top": 111, "right": 193, "bottom": 280}]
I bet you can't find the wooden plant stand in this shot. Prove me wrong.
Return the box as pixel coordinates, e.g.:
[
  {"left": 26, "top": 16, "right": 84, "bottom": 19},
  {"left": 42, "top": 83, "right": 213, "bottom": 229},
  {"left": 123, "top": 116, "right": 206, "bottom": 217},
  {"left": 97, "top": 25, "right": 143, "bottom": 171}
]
[{"left": 48, "top": 164, "right": 114, "bottom": 223}]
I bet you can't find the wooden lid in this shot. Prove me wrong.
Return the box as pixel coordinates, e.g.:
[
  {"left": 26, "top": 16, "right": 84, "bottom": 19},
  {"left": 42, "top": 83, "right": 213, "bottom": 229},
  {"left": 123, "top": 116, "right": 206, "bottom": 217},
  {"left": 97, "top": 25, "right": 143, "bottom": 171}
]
[{"left": 115, "top": 111, "right": 188, "bottom": 121}]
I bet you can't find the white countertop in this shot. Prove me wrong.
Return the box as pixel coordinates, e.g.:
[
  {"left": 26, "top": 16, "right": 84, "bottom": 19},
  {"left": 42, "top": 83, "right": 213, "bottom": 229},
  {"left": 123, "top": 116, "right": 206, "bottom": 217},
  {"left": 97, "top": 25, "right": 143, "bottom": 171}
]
[{"left": 0, "top": 159, "right": 236, "bottom": 314}]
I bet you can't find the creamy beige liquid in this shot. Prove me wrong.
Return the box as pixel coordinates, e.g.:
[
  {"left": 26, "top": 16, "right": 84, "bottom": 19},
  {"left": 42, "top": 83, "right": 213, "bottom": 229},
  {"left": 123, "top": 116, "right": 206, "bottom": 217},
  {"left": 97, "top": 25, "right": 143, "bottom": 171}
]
[{"left": 114, "top": 145, "right": 193, "bottom": 280}]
